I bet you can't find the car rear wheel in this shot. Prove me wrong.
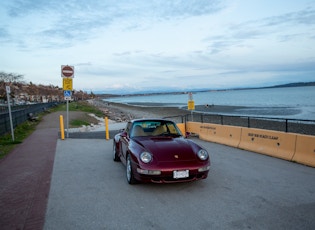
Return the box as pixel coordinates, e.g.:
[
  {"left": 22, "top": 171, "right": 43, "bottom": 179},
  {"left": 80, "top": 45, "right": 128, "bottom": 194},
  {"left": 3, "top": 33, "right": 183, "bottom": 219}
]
[
  {"left": 113, "top": 142, "right": 120, "bottom": 162},
  {"left": 126, "top": 154, "right": 137, "bottom": 184}
]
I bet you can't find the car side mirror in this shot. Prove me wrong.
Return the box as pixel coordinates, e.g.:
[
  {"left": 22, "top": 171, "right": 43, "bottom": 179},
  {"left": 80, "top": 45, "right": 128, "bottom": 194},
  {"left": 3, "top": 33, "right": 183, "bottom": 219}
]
[{"left": 121, "top": 131, "right": 128, "bottom": 138}]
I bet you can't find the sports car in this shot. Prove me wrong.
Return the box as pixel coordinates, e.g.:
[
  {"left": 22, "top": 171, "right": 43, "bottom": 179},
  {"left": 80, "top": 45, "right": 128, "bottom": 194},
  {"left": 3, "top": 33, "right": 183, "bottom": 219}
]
[{"left": 113, "top": 119, "right": 210, "bottom": 184}]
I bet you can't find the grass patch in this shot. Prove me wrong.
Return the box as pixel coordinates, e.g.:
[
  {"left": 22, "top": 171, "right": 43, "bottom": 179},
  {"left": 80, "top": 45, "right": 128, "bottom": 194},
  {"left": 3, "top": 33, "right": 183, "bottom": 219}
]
[
  {"left": 0, "top": 100, "right": 104, "bottom": 159},
  {"left": 0, "top": 119, "right": 41, "bottom": 159},
  {"left": 70, "top": 119, "right": 91, "bottom": 127},
  {"left": 53, "top": 101, "right": 104, "bottom": 128},
  {"left": 69, "top": 112, "right": 101, "bottom": 128},
  {"left": 52, "top": 101, "right": 104, "bottom": 117}
]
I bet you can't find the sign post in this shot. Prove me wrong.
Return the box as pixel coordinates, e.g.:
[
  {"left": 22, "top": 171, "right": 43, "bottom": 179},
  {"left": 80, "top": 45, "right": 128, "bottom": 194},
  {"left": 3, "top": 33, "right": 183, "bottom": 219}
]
[
  {"left": 61, "top": 65, "right": 74, "bottom": 138},
  {"left": 66, "top": 100, "right": 69, "bottom": 137},
  {"left": 61, "top": 65, "right": 74, "bottom": 78},
  {"left": 63, "top": 78, "right": 73, "bottom": 91},
  {"left": 187, "top": 92, "right": 195, "bottom": 121},
  {"left": 6, "top": 86, "right": 14, "bottom": 141}
]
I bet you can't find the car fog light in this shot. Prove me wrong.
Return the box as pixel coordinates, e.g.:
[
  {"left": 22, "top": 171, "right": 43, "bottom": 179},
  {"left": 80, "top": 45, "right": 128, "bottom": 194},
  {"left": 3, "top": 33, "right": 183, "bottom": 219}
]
[
  {"left": 137, "top": 168, "right": 161, "bottom": 175},
  {"left": 198, "top": 166, "right": 210, "bottom": 172}
]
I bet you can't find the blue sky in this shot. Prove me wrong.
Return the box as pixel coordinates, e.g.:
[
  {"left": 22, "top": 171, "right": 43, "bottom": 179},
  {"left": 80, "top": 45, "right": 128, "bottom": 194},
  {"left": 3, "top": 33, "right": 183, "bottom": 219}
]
[{"left": 1, "top": 0, "right": 315, "bottom": 94}]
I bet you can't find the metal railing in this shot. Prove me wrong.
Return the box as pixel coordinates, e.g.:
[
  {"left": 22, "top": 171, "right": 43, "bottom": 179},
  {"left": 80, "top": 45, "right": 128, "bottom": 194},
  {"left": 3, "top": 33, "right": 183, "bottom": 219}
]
[
  {"left": 0, "top": 102, "right": 60, "bottom": 136},
  {"left": 164, "top": 113, "right": 315, "bottom": 136},
  {"left": 2, "top": 104, "right": 314, "bottom": 136}
]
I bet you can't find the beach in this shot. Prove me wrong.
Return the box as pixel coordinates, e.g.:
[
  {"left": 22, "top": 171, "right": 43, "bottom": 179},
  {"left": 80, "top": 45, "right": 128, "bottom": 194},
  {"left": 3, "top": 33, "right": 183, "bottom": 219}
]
[
  {"left": 90, "top": 99, "right": 315, "bottom": 136},
  {"left": 92, "top": 99, "right": 258, "bottom": 120},
  {"left": 91, "top": 99, "right": 189, "bottom": 121}
]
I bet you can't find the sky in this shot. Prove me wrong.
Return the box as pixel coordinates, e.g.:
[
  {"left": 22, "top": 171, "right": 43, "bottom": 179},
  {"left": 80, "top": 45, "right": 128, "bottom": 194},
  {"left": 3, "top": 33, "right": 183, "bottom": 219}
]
[{"left": 1, "top": 0, "right": 315, "bottom": 94}]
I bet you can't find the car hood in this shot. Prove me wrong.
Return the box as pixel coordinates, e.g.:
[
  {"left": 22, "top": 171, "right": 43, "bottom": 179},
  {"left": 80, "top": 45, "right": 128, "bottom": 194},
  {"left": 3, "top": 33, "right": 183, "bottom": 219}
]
[{"left": 135, "top": 137, "right": 197, "bottom": 162}]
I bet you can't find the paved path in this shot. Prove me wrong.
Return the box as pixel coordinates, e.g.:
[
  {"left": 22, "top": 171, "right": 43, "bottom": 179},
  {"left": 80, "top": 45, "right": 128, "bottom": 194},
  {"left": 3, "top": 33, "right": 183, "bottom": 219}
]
[
  {"left": 44, "top": 138, "right": 315, "bottom": 230},
  {"left": 0, "top": 112, "right": 59, "bottom": 230},
  {"left": 2, "top": 111, "right": 315, "bottom": 229},
  {"left": 0, "top": 111, "right": 124, "bottom": 230}
]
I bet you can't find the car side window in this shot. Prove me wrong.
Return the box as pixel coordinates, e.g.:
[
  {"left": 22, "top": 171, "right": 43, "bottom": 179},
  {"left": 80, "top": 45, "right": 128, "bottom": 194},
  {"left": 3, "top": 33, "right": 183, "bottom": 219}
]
[
  {"left": 125, "top": 122, "right": 132, "bottom": 135},
  {"left": 166, "top": 123, "right": 182, "bottom": 135}
]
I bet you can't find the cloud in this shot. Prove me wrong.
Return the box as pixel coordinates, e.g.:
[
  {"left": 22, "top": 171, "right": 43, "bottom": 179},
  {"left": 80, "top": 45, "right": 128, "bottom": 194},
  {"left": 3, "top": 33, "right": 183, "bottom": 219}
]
[
  {"left": 149, "top": 0, "right": 224, "bottom": 18},
  {"left": 6, "top": 0, "right": 48, "bottom": 17},
  {"left": 75, "top": 62, "right": 92, "bottom": 66},
  {"left": 3, "top": 0, "right": 225, "bottom": 45},
  {"left": 0, "top": 0, "right": 314, "bottom": 93},
  {"left": 0, "top": 28, "right": 9, "bottom": 39},
  {"left": 261, "top": 7, "right": 315, "bottom": 26},
  {"left": 203, "top": 6, "right": 315, "bottom": 56}
]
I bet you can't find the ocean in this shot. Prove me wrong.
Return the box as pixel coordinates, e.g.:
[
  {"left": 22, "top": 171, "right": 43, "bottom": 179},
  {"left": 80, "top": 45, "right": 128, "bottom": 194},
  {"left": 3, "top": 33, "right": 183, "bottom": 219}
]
[{"left": 104, "top": 86, "right": 315, "bottom": 120}]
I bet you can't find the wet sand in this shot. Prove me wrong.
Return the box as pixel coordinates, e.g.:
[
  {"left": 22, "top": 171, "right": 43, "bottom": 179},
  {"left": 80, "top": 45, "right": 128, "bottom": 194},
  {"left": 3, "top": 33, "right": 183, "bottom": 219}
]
[
  {"left": 90, "top": 99, "right": 315, "bottom": 135},
  {"left": 94, "top": 99, "right": 302, "bottom": 119}
]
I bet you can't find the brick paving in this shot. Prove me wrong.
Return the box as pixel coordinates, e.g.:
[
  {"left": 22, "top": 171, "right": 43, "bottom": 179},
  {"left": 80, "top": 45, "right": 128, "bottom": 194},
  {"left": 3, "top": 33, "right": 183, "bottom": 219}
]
[{"left": 0, "top": 112, "right": 60, "bottom": 230}]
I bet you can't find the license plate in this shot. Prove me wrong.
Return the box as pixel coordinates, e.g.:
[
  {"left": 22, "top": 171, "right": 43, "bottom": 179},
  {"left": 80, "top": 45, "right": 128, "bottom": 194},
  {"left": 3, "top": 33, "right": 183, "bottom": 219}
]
[{"left": 173, "top": 170, "right": 189, "bottom": 179}]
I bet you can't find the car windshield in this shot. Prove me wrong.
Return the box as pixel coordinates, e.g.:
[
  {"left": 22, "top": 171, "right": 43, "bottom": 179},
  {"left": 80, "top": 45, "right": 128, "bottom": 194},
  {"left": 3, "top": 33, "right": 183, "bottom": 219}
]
[{"left": 130, "top": 120, "right": 182, "bottom": 137}]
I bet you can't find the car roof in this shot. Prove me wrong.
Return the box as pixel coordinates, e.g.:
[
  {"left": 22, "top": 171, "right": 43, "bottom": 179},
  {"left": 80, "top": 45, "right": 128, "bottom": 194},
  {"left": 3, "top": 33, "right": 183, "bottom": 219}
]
[{"left": 131, "top": 118, "right": 173, "bottom": 123}]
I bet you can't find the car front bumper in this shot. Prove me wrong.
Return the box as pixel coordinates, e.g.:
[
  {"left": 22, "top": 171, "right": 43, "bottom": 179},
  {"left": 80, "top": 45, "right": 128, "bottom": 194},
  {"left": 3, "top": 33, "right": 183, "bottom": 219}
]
[{"left": 134, "top": 166, "right": 210, "bottom": 183}]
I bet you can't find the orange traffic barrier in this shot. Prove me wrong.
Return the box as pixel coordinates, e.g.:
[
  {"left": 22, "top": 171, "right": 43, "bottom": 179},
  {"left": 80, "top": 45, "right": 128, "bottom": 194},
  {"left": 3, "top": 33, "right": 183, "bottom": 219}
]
[
  {"left": 186, "top": 122, "right": 201, "bottom": 134},
  {"left": 176, "top": 123, "right": 186, "bottom": 136},
  {"left": 292, "top": 134, "right": 315, "bottom": 167},
  {"left": 185, "top": 121, "right": 315, "bottom": 167},
  {"left": 199, "top": 123, "right": 242, "bottom": 147},
  {"left": 238, "top": 128, "right": 296, "bottom": 161}
]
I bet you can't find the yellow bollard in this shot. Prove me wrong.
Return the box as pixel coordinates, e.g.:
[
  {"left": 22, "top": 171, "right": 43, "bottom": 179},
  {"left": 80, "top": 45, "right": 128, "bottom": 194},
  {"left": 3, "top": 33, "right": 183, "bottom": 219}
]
[
  {"left": 105, "top": 117, "right": 109, "bottom": 140},
  {"left": 59, "top": 115, "right": 65, "bottom": 140}
]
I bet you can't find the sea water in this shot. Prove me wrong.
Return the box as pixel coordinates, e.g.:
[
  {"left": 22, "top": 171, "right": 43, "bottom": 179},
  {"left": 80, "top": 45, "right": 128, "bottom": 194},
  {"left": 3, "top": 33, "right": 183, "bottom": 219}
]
[{"left": 104, "top": 86, "right": 315, "bottom": 120}]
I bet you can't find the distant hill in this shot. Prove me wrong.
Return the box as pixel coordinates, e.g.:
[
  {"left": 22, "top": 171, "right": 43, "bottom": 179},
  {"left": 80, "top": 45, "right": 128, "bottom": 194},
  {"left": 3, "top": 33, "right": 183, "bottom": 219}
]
[
  {"left": 230, "top": 82, "right": 315, "bottom": 91},
  {"left": 263, "top": 82, "right": 315, "bottom": 88},
  {"left": 97, "top": 81, "right": 315, "bottom": 97}
]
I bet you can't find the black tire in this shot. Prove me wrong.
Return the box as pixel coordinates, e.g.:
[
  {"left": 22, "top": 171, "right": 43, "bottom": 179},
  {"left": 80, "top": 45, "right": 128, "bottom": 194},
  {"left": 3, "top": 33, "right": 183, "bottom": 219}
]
[
  {"left": 113, "top": 142, "right": 120, "bottom": 162},
  {"left": 126, "top": 154, "right": 137, "bottom": 184}
]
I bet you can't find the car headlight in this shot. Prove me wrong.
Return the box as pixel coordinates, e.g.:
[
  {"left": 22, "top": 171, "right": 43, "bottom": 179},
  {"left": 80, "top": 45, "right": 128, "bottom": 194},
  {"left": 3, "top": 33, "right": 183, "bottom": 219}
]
[
  {"left": 197, "top": 149, "right": 208, "bottom": 160},
  {"left": 140, "top": 152, "right": 152, "bottom": 163}
]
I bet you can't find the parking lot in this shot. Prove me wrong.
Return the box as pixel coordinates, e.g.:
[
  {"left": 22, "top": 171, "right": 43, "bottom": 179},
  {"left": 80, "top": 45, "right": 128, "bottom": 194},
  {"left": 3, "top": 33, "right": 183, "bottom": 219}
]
[{"left": 44, "top": 138, "right": 315, "bottom": 230}]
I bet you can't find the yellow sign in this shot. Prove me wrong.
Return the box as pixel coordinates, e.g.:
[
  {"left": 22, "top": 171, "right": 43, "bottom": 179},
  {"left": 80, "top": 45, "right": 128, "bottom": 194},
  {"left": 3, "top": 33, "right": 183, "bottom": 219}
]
[
  {"left": 63, "top": 78, "right": 73, "bottom": 90},
  {"left": 188, "top": 100, "right": 195, "bottom": 110}
]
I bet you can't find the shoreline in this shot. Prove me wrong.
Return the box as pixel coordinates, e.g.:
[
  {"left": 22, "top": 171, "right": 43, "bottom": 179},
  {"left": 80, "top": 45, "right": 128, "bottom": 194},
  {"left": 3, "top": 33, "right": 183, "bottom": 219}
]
[
  {"left": 89, "top": 99, "right": 315, "bottom": 135},
  {"left": 92, "top": 99, "right": 301, "bottom": 121},
  {"left": 91, "top": 99, "right": 188, "bottom": 121},
  {"left": 98, "top": 99, "right": 305, "bottom": 119}
]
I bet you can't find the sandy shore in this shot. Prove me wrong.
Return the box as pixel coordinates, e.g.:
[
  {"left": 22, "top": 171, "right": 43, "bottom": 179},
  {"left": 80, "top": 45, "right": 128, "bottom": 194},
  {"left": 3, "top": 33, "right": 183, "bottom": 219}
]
[
  {"left": 91, "top": 99, "right": 189, "bottom": 121},
  {"left": 90, "top": 99, "right": 315, "bottom": 135},
  {"left": 93, "top": 99, "right": 302, "bottom": 119}
]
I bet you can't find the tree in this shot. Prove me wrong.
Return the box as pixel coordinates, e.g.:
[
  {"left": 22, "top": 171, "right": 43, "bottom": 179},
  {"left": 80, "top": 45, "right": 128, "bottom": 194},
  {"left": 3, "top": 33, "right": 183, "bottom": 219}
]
[
  {"left": 90, "top": 91, "right": 95, "bottom": 99},
  {"left": 0, "top": 71, "right": 25, "bottom": 100},
  {"left": 0, "top": 71, "right": 24, "bottom": 83}
]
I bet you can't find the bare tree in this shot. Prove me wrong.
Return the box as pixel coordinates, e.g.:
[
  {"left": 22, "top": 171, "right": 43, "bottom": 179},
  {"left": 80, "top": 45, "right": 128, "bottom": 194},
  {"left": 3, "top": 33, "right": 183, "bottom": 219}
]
[
  {"left": 0, "top": 71, "right": 89, "bottom": 103},
  {"left": 0, "top": 71, "right": 24, "bottom": 83}
]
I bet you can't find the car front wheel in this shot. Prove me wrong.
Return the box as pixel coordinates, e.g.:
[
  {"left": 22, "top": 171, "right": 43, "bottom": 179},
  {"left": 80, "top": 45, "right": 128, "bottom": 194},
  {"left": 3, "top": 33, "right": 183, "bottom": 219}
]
[
  {"left": 126, "top": 154, "right": 137, "bottom": 184},
  {"left": 113, "top": 142, "right": 120, "bottom": 162}
]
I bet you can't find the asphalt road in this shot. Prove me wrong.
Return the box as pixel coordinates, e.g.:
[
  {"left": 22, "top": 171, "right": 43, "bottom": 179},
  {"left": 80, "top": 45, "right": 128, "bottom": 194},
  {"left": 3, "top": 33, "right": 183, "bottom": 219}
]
[{"left": 44, "top": 138, "right": 315, "bottom": 230}]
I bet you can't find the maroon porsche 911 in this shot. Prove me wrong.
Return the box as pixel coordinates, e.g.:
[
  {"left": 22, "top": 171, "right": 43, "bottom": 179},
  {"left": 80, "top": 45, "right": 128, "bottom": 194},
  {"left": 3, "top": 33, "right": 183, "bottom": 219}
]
[{"left": 113, "top": 119, "right": 210, "bottom": 184}]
